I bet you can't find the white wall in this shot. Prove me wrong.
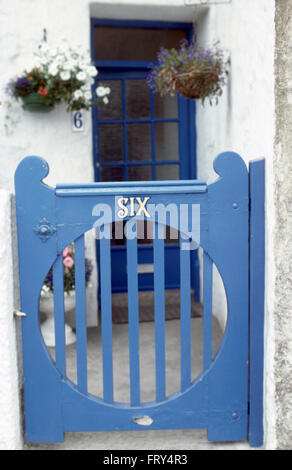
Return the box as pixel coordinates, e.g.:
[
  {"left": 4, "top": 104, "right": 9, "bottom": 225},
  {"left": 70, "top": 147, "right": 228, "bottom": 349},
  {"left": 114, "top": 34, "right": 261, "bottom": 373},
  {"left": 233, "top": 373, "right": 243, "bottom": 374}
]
[{"left": 0, "top": 190, "right": 22, "bottom": 450}]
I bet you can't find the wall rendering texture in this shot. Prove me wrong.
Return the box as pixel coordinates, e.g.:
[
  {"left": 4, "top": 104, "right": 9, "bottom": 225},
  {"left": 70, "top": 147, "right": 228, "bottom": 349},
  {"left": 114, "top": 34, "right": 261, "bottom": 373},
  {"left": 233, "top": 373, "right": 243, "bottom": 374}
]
[
  {"left": 0, "top": 191, "right": 22, "bottom": 450},
  {"left": 274, "top": 0, "right": 292, "bottom": 450}
]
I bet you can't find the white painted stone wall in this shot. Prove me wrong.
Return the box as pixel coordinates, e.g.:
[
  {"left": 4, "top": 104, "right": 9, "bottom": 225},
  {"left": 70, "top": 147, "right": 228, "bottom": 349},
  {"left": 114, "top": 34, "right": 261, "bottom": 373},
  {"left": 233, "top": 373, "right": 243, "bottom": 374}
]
[
  {"left": 0, "top": 190, "right": 22, "bottom": 449},
  {"left": 0, "top": 0, "right": 278, "bottom": 449},
  {"left": 273, "top": 0, "right": 292, "bottom": 450}
]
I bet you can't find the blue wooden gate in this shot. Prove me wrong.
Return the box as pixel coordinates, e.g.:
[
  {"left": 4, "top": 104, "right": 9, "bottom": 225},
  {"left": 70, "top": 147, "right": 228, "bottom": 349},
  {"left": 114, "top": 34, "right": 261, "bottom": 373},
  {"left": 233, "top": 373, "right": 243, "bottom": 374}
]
[{"left": 15, "top": 151, "right": 265, "bottom": 447}]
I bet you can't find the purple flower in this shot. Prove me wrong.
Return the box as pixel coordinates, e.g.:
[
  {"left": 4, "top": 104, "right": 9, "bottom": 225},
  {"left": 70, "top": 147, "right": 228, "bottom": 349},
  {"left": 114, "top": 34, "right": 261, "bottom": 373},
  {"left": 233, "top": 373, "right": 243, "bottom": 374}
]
[
  {"left": 15, "top": 77, "right": 32, "bottom": 88},
  {"left": 6, "top": 75, "right": 34, "bottom": 99}
]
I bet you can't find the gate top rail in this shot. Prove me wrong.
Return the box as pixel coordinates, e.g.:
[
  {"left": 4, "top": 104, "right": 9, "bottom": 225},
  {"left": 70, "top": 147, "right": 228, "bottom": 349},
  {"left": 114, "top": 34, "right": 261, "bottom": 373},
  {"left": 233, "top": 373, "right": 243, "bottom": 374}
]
[{"left": 56, "top": 179, "right": 207, "bottom": 197}]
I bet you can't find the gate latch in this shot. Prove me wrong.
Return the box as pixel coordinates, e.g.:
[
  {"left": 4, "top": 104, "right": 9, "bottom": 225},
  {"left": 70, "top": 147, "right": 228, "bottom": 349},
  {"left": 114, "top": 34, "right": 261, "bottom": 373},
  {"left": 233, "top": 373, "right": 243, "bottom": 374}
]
[{"left": 14, "top": 310, "right": 27, "bottom": 318}]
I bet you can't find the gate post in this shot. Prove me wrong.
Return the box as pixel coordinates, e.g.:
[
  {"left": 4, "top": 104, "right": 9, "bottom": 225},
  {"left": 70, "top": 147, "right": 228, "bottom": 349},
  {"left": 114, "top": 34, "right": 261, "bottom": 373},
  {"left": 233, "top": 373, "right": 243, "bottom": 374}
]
[
  {"left": 15, "top": 157, "right": 64, "bottom": 443},
  {"left": 249, "top": 159, "right": 265, "bottom": 447},
  {"left": 206, "top": 152, "right": 249, "bottom": 442}
]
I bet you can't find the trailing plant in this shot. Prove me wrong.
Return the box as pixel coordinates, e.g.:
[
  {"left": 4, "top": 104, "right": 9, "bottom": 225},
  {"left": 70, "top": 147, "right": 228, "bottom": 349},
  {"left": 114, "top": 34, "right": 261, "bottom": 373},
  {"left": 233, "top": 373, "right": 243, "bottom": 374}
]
[{"left": 147, "top": 39, "right": 229, "bottom": 105}]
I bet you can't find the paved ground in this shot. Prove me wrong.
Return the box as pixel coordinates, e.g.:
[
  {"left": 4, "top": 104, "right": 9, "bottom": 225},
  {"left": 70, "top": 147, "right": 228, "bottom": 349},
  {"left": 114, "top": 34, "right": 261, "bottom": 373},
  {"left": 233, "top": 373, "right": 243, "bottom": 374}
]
[
  {"left": 25, "top": 428, "right": 252, "bottom": 450},
  {"left": 25, "top": 311, "right": 255, "bottom": 450}
]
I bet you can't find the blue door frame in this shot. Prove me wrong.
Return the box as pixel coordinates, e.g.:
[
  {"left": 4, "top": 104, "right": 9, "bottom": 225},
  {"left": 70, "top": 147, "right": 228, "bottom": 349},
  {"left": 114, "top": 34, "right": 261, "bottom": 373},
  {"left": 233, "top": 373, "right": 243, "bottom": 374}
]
[
  {"left": 91, "top": 19, "right": 200, "bottom": 299},
  {"left": 15, "top": 152, "right": 265, "bottom": 446}
]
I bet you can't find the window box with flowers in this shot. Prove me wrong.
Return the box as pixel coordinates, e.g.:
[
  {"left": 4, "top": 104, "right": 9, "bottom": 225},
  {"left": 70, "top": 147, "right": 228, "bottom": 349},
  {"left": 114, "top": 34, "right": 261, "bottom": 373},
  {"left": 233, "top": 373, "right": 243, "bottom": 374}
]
[
  {"left": 147, "top": 40, "right": 229, "bottom": 105},
  {"left": 5, "top": 39, "right": 110, "bottom": 113}
]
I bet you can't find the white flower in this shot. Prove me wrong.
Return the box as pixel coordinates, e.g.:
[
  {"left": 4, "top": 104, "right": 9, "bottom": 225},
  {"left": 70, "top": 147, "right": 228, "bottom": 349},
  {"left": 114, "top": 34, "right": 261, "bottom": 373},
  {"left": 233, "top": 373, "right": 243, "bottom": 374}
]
[
  {"left": 78, "top": 61, "right": 88, "bottom": 71},
  {"left": 60, "top": 71, "right": 70, "bottom": 81},
  {"left": 81, "top": 85, "right": 91, "bottom": 94},
  {"left": 48, "top": 64, "right": 58, "bottom": 76},
  {"left": 88, "top": 66, "right": 98, "bottom": 77},
  {"left": 71, "top": 57, "right": 79, "bottom": 68},
  {"left": 84, "top": 90, "right": 92, "bottom": 100},
  {"left": 103, "top": 96, "right": 109, "bottom": 104},
  {"left": 96, "top": 86, "right": 110, "bottom": 98},
  {"left": 76, "top": 71, "right": 87, "bottom": 82},
  {"left": 96, "top": 86, "right": 107, "bottom": 97},
  {"left": 63, "top": 61, "right": 75, "bottom": 71},
  {"left": 73, "top": 89, "right": 83, "bottom": 100}
]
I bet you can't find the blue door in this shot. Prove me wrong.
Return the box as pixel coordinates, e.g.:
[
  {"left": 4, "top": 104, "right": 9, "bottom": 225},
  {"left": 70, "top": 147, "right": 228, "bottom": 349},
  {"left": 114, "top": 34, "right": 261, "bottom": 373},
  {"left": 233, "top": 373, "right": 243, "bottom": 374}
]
[{"left": 91, "top": 20, "right": 199, "bottom": 298}]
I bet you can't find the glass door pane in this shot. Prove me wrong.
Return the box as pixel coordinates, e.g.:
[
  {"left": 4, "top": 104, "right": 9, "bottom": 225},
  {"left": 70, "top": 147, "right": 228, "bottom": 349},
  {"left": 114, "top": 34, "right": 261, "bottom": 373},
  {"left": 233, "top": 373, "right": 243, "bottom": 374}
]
[
  {"left": 126, "top": 80, "right": 150, "bottom": 119},
  {"left": 98, "top": 80, "right": 123, "bottom": 120},
  {"left": 127, "top": 123, "right": 151, "bottom": 162},
  {"left": 93, "top": 26, "right": 187, "bottom": 62},
  {"left": 154, "top": 93, "right": 178, "bottom": 119},
  {"left": 128, "top": 165, "right": 152, "bottom": 181},
  {"left": 154, "top": 122, "right": 179, "bottom": 162},
  {"left": 100, "top": 166, "right": 124, "bottom": 182},
  {"left": 99, "top": 124, "right": 124, "bottom": 162},
  {"left": 156, "top": 165, "right": 179, "bottom": 180}
]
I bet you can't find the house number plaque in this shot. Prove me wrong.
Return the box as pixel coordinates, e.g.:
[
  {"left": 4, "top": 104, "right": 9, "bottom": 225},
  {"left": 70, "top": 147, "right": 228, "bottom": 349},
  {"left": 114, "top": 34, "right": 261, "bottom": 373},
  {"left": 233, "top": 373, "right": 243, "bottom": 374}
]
[
  {"left": 72, "top": 110, "right": 85, "bottom": 132},
  {"left": 117, "top": 197, "right": 150, "bottom": 218}
]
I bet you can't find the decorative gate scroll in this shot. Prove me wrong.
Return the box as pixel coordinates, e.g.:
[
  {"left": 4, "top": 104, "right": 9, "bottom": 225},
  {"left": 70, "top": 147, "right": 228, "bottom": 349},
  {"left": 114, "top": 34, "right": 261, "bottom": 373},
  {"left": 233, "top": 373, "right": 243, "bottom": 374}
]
[{"left": 15, "top": 152, "right": 265, "bottom": 446}]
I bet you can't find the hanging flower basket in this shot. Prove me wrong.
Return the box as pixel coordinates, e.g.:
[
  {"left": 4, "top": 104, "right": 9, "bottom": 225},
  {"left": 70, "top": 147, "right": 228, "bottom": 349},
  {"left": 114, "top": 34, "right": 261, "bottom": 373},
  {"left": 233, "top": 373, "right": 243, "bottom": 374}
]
[
  {"left": 22, "top": 92, "right": 54, "bottom": 113},
  {"left": 147, "top": 40, "right": 229, "bottom": 105},
  {"left": 5, "top": 38, "right": 111, "bottom": 114},
  {"left": 173, "top": 69, "right": 221, "bottom": 100}
]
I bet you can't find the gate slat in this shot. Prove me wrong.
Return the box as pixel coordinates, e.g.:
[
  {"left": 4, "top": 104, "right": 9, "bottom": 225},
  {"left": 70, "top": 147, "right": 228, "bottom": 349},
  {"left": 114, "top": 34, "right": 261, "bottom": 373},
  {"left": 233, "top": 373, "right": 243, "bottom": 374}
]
[
  {"left": 99, "top": 227, "right": 114, "bottom": 403},
  {"left": 53, "top": 254, "right": 66, "bottom": 376},
  {"left": 154, "top": 222, "right": 166, "bottom": 402},
  {"left": 74, "top": 235, "right": 88, "bottom": 394},
  {"left": 203, "top": 252, "right": 213, "bottom": 371},
  {"left": 126, "top": 221, "right": 140, "bottom": 406},
  {"left": 180, "top": 235, "right": 191, "bottom": 391}
]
